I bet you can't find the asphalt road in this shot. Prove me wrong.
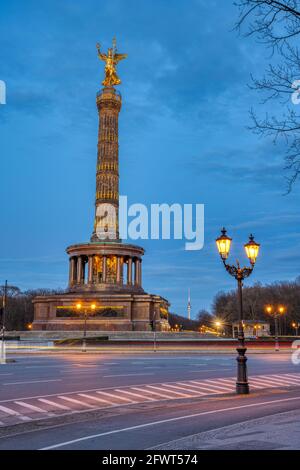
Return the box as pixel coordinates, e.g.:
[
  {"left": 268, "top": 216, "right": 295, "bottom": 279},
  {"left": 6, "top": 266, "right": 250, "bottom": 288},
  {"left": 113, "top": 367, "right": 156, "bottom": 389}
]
[{"left": 0, "top": 352, "right": 299, "bottom": 449}]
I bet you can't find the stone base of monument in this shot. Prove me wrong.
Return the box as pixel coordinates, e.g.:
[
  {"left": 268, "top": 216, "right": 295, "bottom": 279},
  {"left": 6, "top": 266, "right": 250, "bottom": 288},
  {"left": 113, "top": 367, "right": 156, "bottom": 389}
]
[{"left": 32, "top": 291, "right": 170, "bottom": 332}]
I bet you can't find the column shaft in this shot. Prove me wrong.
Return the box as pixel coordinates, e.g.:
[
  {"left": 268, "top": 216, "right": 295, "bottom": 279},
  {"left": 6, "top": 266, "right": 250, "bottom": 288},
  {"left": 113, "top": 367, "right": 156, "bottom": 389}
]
[
  {"left": 116, "top": 256, "right": 121, "bottom": 283},
  {"left": 127, "top": 258, "right": 132, "bottom": 285},
  {"left": 134, "top": 259, "right": 140, "bottom": 286},
  {"left": 102, "top": 256, "right": 107, "bottom": 283},
  {"left": 88, "top": 256, "right": 93, "bottom": 284},
  {"left": 77, "top": 256, "right": 83, "bottom": 284}
]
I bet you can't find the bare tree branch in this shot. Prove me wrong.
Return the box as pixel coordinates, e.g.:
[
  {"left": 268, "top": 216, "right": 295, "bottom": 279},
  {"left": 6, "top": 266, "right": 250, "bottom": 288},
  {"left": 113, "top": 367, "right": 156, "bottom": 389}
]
[{"left": 234, "top": 0, "right": 300, "bottom": 190}]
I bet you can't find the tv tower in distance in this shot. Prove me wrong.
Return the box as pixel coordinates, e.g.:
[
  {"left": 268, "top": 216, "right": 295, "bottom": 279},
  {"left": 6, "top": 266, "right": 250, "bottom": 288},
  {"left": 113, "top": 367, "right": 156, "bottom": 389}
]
[{"left": 187, "top": 288, "right": 191, "bottom": 320}]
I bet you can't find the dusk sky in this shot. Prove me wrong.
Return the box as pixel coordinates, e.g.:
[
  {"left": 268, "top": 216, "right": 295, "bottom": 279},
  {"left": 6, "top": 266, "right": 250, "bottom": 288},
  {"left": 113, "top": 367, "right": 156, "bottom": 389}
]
[{"left": 0, "top": 0, "right": 299, "bottom": 318}]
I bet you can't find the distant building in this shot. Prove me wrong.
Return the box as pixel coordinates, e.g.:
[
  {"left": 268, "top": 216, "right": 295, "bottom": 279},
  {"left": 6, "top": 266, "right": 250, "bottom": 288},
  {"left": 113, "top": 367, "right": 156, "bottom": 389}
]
[{"left": 232, "top": 320, "right": 271, "bottom": 339}]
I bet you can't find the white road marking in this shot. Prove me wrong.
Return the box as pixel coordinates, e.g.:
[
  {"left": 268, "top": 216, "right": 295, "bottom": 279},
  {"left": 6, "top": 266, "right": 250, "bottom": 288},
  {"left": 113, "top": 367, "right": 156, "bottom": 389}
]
[
  {"left": 103, "top": 373, "right": 154, "bottom": 378},
  {"left": 96, "top": 391, "right": 135, "bottom": 403},
  {"left": 188, "top": 368, "right": 232, "bottom": 373},
  {"left": 176, "top": 382, "right": 207, "bottom": 395},
  {"left": 250, "top": 378, "right": 282, "bottom": 387},
  {"left": 202, "top": 380, "right": 235, "bottom": 391},
  {"left": 58, "top": 396, "right": 95, "bottom": 409},
  {"left": 4, "top": 379, "right": 61, "bottom": 386},
  {"left": 38, "top": 398, "right": 71, "bottom": 411},
  {"left": 163, "top": 383, "right": 206, "bottom": 395},
  {"left": 285, "top": 374, "right": 300, "bottom": 380},
  {"left": 114, "top": 389, "right": 155, "bottom": 402},
  {"left": 78, "top": 394, "right": 114, "bottom": 405},
  {"left": 146, "top": 385, "right": 190, "bottom": 398},
  {"left": 189, "top": 381, "right": 224, "bottom": 394},
  {"left": 14, "top": 401, "right": 52, "bottom": 414},
  {"left": 131, "top": 387, "right": 176, "bottom": 400},
  {"left": 39, "top": 395, "right": 300, "bottom": 450},
  {"left": 262, "top": 376, "right": 300, "bottom": 386},
  {"left": 0, "top": 405, "right": 17, "bottom": 416}
]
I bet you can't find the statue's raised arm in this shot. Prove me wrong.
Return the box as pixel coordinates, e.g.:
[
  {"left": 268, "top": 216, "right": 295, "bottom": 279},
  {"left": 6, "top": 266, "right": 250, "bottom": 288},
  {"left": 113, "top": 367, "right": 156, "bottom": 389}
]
[{"left": 96, "top": 43, "right": 107, "bottom": 61}]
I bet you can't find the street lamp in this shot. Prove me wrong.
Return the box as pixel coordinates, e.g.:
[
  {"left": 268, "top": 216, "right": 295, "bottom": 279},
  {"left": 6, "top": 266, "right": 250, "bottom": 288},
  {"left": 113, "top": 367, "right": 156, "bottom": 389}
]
[
  {"left": 76, "top": 302, "right": 96, "bottom": 352},
  {"left": 292, "top": 322, "right": 299, "bottom": 336},
  {"left": 265, "top": 305, "right": 286, "bottom": 351},
  {"left": 216, "top": 228, "right": 260, "bottom": 394},
  {"left": 215, "top": 320, "right": 222, "bottom": 336}
]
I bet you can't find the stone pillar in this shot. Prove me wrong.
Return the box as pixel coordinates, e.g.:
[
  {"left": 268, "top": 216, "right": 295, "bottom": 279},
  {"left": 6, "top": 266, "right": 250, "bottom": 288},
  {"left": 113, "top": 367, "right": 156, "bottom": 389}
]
[
  {"left": 138, "top": 259, "right": 142, "bottom": 286},
  {"left": 88, "top": 256, "right": 93, "bottom": 284},
  {"left": 69, "top": 257, "right": 75, "bottom": 286},
  {"left": 127, "top": 258, "right": 132, "bottom": 285},
  {"left": 134, "top": 259, "right": 140, "bottom": 286},
  {"left": 77, "top": 256, "right": 83, "bottom": 284},
  {"left": 116, "top": 256, "right": 121, "bottom": 284},
  {"left": 102, "top": 255, "right": 107, "bottom": 283}
]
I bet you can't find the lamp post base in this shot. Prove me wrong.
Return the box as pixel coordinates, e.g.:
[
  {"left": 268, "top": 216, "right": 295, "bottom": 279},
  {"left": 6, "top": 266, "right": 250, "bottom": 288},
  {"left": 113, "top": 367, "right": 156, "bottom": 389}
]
[
  {"left": 236, "top": 346, "right": 249, "bottom": 394},
  {"left": 236, "top": 382, "right": 250, "bottom": 394}
]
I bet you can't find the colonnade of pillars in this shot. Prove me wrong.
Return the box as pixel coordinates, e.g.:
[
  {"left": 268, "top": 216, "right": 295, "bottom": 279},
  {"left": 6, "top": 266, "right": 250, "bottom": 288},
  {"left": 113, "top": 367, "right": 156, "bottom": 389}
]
[{"left": 69, "top": 255, "right": 142, "bottom": 287}]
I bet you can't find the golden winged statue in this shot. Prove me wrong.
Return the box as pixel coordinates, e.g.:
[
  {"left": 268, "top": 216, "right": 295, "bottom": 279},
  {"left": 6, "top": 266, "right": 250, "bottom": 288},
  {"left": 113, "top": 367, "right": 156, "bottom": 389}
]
[{"left": 96, "top": 38, "right": 127, "bottom": 87}]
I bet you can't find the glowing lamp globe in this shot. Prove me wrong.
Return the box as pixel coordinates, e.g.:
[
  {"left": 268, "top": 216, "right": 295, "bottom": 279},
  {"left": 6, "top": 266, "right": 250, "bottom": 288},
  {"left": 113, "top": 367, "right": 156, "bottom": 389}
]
[
  {"left": 244, "top": 234, "right": 260, "bottom": 265},
  {"left": 216, "top": 228, "right": 232, "bottom": 260}
]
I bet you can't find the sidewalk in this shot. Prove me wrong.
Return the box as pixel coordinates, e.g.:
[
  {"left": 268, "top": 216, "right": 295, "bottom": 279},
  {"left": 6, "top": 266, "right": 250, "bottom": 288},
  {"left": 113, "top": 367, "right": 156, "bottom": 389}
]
[{"left": 152, "top": 409, "right": 300, "bottom": 450}]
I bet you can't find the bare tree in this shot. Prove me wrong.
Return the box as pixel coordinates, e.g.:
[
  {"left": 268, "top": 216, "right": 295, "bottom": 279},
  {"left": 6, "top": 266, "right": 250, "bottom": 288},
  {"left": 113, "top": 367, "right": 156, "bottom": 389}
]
[{"left": 235, "top": 0, "right": 300, "bottom": 190}]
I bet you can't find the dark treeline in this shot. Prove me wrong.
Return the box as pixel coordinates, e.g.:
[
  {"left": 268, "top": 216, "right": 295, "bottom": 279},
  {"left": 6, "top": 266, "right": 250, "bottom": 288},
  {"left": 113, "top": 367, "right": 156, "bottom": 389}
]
[
  {"left": 0, "top": 286, "right": 64, "bottom": 331},
  {"left": 1, "top": 279, "right": 300, "bottom": 334},
  {"left": 168, "top": 312, "right": 200, "bottom": 331},
  {"left": 208, "top": 278, "right": 300, "bottom": 336}
]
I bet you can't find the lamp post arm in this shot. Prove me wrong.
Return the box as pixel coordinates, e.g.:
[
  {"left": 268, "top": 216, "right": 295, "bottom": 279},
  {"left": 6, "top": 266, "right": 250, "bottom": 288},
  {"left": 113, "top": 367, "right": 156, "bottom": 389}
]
[{"left": 222, "top": 259, "right": 254, "bottom": 280}]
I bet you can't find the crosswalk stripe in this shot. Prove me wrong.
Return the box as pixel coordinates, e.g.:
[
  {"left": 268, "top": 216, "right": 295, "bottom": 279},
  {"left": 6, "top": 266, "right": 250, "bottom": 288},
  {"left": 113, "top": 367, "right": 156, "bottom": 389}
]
[
  {"left": 210, "top": 378, "right": 238, "bottom": 386},
  {"left": 14, "top": 401, "right": 53, "bottom": 415},
  {"left": 176, "top": 382, "right": 208, "bottom": 394},
  {"left": 0, "top": 404, "right": 20, "bottom": 416},
  {"left": 38, "top": 398, "right": 71, "bottom": 411},
  {"left": 96, "top": 390, "right": 135, "bottom": 403},
  {"left": 285, "top": 374, "right": 300, "bottom": 380},
  {"left": 162, "top": 383, "right": 205, "bottom": 395},
  {"left": 266, "top": 376, "right": 300, "bottom": 385},
  {"left": 248, "top": 383, "right": 265, "bottom": 389},
  {"left": 58, "top": 396, "right": 95, "bottom": 409},
  {"left": 250, "top": 378, "right": 282, "bottom": 387},
  {"left": 146, "top": 385, "right": 190, "bottom": 398},
  {"left": 168, "top": 382, "right": 205, "bottom": 395},
  {"left": 202, "top": 380, "right": 235, "bottom": 391},
  {"left": 189, "top": 382, "right": 224, "bottom": 393},
  {"left": 0, "top": 403, "right": 31, "bottom": 421},
  {"left": 115, "top": 389, "right": 155, "bottom": 402},
  {"left": 131, "top": 386, "right": 175, "bottom": 400},
  {"left": 275, "top": 375, "right": 300, "bottom": 383},
  {"left": 78, "top": 394, "right": 114, "bottom": 405}
]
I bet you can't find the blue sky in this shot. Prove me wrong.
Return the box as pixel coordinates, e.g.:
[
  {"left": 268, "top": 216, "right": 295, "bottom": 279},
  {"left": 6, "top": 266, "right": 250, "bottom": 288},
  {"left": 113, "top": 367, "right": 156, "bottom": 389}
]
[{"left": 0, "top": 0, "right": 299, "bottom": 317}]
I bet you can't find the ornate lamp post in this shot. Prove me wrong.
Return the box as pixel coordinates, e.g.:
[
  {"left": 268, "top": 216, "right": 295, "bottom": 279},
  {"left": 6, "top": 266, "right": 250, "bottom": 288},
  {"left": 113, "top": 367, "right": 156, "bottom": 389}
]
[
  {"left": 265, "top": 305, "right": 286, "bottom": 351},
  {"left": 76, "top": 302, "right": 96, "bottom": 352},
  {"left": 216, "top": 228, "right": 260, "bottom": 394}
]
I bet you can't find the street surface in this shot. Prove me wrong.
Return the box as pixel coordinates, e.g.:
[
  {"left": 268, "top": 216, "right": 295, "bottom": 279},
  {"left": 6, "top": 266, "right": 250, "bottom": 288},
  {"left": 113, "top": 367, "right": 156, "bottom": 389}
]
[{"left": 0, "top": 352, "right": 299, "bottom": 449}]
